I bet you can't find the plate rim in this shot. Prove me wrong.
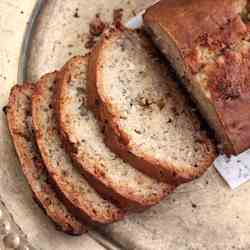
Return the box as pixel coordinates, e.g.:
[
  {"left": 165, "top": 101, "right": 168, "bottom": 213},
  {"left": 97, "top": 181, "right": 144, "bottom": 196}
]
[{"left": 17, "top": 0, "right": 45, "bottom": 84}]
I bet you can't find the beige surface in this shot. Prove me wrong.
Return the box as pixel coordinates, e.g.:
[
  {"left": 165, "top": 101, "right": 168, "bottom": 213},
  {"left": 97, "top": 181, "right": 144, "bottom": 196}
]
[
  {"left": 1, "top": 1, "right": 250, "bottom": 250},
  {"left": 0, "top": 1, "right": 104, "bottom": 250}
]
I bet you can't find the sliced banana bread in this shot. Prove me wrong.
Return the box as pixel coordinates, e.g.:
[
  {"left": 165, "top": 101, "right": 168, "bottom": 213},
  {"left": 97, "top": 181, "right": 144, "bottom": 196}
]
[
  {"left": 32, "top": 72, "right": 124, "bottom": 224},
  {"left": 88, "top": 28, "right": 216, "bottom": 185},
  {"left": 144, "top": 0, "right": 250, "bottom": 155},
  {"left": 55, "top": 55, "right": 173, "bottom": 211},
  {"left": 6, "top": 83, "right": 85, "bottom": 235}
]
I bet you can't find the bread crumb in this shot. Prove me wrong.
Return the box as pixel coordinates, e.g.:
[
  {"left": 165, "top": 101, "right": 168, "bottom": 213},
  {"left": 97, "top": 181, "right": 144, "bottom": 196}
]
[
  {"left": 191, "top": 203, "right": 197, "bottom": 208},
  {"left": 85, "top": 14, "right": 106, "bottom": 50},
  {"left": 85, "top": 36, "right": 96, "bottom": 49},
  {"left": 157, "top": 98, "right": 165, "bottom": 110},
  {"left": 73, "top": 8, "right": 80, "bottom": 18},
  {"left": 134, "top": 129, "right": 142, "bottom": 135},
  {"left": 84, "top": 9, "right": 124, "bottom": 50},
  {"left": 113, "top": 8, "right": 124, "bottom": 27},
  {"left": 90, "top": 14, "right": 106, "bottom": 37},
  {"left": 2, "top": 106, "right": 8, "bottom": 115},
  {"left": 171, "top": 107, "right": 179, "bottom": 116}
]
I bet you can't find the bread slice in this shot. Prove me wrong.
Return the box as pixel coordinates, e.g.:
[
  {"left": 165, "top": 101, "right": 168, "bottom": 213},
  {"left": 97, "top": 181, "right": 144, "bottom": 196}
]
[
  {"left": 6, "top": 83, "right": 85, "bottom": 235},
  {"left": 88, "top": 28, "right": 216, "bottom": 185},
  {"left": 144, "top": 0, "right": 250, "bottom": 155},
  {"left": 55, "top": 55, "right": 173, "bottom": 211},
  {"left": 32, "top": 72, "right": 124, "bottom": 224}
]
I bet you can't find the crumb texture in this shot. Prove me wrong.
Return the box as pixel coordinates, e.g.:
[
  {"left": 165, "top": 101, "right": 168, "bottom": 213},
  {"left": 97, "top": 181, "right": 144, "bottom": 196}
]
[
  {"left": 58, "top": 56, "right": 171, "bottom": 207},
  {"left": 99, "top": 31, "right": 214, "bottom": 171},
  {"left": 32, "top": 73, "right": 122, "bottom": 224}
]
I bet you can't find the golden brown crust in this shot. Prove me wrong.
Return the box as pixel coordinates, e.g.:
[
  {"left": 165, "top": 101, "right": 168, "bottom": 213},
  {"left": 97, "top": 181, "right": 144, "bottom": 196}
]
[
  {"left": 185, "top": 16, "right": 247, "bottom": 75},
  {"left": 144, "top": 0, "right": 247, "bottom": 58},
  {"left": 32, "top": 72, "right": 124, "bottom": 225},
  {"left": 87, "top": 28, "right": 216, "bottom": 185},
  {"left": 55, "top": 55, "right": 172, "bottom": 211},
  {"left": 6, "top": 83, "right": 86, "bottom": 235},
  {"left": 206, "top": 49, "right": 250, "bottom": 154},
  {"left": 144, "top": 0, "right": 250, "bottom": 155}
]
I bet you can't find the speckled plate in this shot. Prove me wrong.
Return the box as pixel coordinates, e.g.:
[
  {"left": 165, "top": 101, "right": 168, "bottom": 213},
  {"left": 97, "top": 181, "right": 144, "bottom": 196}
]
[{"left": 5, "top": 0, "right": 250, "bottom": 250}]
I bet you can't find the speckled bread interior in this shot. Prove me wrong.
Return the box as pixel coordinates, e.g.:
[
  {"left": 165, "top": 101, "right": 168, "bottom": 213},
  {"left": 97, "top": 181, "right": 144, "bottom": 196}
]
[
  {"left": 87, "top": 28, "right": 216, "bottom": 185},
  {"left": 32, "top": 72, "right": 124, "bottom": 225},
  {"left": 55, "top": 55, "right": 173, "bottom": 211}
]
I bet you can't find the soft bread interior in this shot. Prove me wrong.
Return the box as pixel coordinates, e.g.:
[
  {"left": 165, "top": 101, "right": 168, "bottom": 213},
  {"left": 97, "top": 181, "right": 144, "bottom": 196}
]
[
  {"left": 99, "top": 30, "right": 214, "bottom": 172},
  {"left": 58, "top": 56, "right": 170, "bottom": 207},
  {"left": 32, "top": 73, "right": 123, "bottom": 224}
]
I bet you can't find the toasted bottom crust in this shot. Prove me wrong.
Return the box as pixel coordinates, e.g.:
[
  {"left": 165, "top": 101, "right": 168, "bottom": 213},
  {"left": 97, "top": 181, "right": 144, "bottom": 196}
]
[
  {"left": 87, "top": 28, "right": 216, "bottom": 185},
  {"left": 6, "top": 83, "right": 86, "bottom": 235}
]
